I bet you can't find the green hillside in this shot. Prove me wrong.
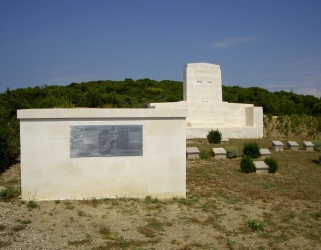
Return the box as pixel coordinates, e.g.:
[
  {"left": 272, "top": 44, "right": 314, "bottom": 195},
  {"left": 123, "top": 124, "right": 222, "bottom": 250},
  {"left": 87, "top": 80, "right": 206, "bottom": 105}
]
[{"left": 1, "top": 79, "right": 321, "bottom": 172}]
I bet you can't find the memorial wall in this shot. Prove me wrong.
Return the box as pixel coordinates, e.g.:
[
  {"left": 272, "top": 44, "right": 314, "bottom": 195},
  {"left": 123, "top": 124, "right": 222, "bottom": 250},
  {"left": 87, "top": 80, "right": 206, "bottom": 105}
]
[
  {"left": 149, "top": 63, "right": 263, "bottom": 138},
  {"left": 17, "top": 108, "right": 187, "bottom": 201}
]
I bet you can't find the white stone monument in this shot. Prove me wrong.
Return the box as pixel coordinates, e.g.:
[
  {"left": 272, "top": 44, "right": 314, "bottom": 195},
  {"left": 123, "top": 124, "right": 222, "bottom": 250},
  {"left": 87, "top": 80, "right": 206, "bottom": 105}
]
[{"left": 149, "top": 63, "right": 263, "bottom": 139}]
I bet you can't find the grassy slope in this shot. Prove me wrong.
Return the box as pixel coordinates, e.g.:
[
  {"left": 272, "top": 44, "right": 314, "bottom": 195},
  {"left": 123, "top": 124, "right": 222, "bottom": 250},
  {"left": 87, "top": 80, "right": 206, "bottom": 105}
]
[{"left": 0, "top": 138, "right": 321, "bottom": 249}]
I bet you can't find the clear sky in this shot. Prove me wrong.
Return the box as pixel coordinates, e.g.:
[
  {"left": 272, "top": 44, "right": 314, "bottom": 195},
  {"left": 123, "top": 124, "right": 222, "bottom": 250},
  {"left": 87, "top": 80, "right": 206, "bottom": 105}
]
[{"left": 1, "top": 0, "right": 321, "bottom": 97}]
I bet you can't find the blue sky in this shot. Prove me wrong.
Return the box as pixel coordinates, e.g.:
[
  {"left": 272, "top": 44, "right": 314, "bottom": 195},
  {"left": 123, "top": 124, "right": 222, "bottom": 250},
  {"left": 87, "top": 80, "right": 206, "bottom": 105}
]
[{"left": 1, "top": 0, "right": 321, "bottom": 97}]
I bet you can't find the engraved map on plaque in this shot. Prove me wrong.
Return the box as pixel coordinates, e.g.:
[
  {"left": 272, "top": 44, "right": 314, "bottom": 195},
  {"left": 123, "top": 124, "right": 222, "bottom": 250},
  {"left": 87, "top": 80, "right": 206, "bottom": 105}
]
[{"left": 70, "top": 125, "right": 143, "bottom": 158}]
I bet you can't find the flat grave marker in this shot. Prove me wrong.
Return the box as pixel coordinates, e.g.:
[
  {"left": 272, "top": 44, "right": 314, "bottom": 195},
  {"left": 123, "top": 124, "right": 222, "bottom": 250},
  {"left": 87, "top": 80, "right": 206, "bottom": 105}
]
[
  {"left": 220, "top": 138, "right": 229, "bottom": 144},
  {"left": 303, "top": 141, "right": 314, "bottom": 151},
  {"left": 260, "top": 149, "right": 271, "bottom": 159},
  {"left": 212, "top": 147, "right": 226, "bottom": 159},
  {"left": 186, "top": 147, "right": 200, "bottom": 159},
  {"left": 272, "top": 141, "right": 284, "bottom": 151},
  {"left": 254, "top": 161, "right": 269, "bottom": 174},
  {"left": 287, "top": 141, "right": 299, "bottom": 151}
]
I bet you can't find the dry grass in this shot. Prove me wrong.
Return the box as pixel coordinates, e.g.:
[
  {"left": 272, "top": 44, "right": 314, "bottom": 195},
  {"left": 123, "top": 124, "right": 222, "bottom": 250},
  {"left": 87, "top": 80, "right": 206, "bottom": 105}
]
[{"left": 0, "top": 137, "right": 320, "bottom": 249}]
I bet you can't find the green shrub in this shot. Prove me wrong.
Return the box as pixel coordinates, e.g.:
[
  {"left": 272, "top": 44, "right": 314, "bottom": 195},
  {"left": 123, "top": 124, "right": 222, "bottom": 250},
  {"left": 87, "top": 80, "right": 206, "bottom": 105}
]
[
  {"left": 207, "top": 129, "right": 222, "bottom": 144},
  {"left": 246, "top": 219, "right": 265, "bottom": 231},
  {"left": 240, "top": 155, "right": 256, "bottom": 173},
  {"left": 224, "top": 146, "right": 238, "bottom": 158},
  {"left": 264, "top": 157, "right": 279, "bottom": 173},
  {"left": 243, "top": 142, "right": 260, "bottom": 158},
  {"left": 200, "top": 150, "right": 210, "bottom": 159},
  {"left": 0, "top": 186, "right": 20, "bottom": 201},
  {"left": 312, "top": 140, "right": 321, "bottom": 151},
  {"left": 27, "top": 200, "right": 39, "bottom": 210}
]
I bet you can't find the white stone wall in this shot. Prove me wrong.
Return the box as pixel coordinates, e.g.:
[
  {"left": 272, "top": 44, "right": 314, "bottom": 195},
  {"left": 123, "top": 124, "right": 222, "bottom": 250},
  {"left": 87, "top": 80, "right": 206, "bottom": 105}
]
[
  {"left": 17, "top": 109, "right": 187, "bottom": 201},
  {"left": 149, "top": 62, "right": 264, "bottom": 139},
  {"left": 184, "top": 63, "right": 222, "bottom": 102}
]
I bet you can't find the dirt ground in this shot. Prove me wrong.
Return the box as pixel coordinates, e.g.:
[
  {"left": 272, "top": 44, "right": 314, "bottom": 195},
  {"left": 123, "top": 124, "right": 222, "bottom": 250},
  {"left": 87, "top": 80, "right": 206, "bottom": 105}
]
[{"left": 1, "top": 138, "right": 321, "bottom": 250}]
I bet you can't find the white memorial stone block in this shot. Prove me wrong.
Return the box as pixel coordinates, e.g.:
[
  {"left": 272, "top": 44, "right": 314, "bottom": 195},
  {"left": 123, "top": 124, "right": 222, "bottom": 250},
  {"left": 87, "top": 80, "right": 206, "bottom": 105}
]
[
  {"left": 220, "top": 138, "right": 229, "bottom": 144},
  {"left": 212, "top": 148, "right": 226, "bottom": 159},
  {"left": 260, "top": 149, "right": 271, "bottom": 159},
  {"left": 303, "top": 141, "right": 314, "bottom": 151},
  {"left": 186, "top": 147, "right": 200, "bottom": 159},
  {"left": 18, "top": 108, "right": 187, "bottom": 201},
  {"left": 287, "top": 141, "right": 299, "bottom": 151},
  {"left": 272, "top": 141, "right": 284, "bottom": 151},
  {"left": 254, "top": 161, "right": 269, "bottom": 174}
]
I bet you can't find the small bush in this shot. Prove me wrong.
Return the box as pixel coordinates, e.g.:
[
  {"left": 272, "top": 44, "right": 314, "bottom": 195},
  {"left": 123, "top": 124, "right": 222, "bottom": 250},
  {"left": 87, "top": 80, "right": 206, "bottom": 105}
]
[
  {"left": 240, "top": 155, "right": 256, "bottom": 173},
  {"left": 207, "top": 129, "right": 222, "bottom": 144},
  {"left": 243, "top": 142, "right": 260, "bottom": 158},
  {"left": 26, "top": 200, "right": 39, "bottom": 210},
  {"left": 312, "top": 140, "right": 321, "bottom": 151},
  {"left": 246, "top": 219, "right": 264, "bottom": 231},
  {"left": 0, "top": 186, "right": 20, "bottom": 201},
  {"left": 264, "top": 157, "right": 279, "bottom": 173},
  {"left": 200, "top": 150, "right": 210, "bottom": 159},
  {"left": 224, "top": 146, "right": 238, "bottom": 158}
]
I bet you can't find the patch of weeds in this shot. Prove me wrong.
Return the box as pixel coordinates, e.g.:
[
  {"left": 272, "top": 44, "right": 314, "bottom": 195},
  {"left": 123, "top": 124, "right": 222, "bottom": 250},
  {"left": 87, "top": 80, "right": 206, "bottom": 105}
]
[
  {"left": 200, "top": 150, "right": 211, "bottom": 159},
  {"left": 225, "top": 146, "right": 238, "bottom": 158},
  {"left": 147, "top": 218, "right": 166, "bottom": 232},
  {"left": 0, "top": 186, "right": 20, "bottom": 201},
  {"left": 91, "top": 197, "right": 102, "bottom": 207},
  {"left": 144, "top": 195, "right": 160, "bottom": 204},
  {"left": 12, "top": 224, "right": 27, "bottom": 231},
  {"left": 311, "top": 211, "right": 321, "bottom": 220},
  {"left": 246, "top": 219, "right": 265, "bottom": 231},
  {"left": 0, "top": 224, "right": 6, "bottom": 231},
  {"left": 99, "top": 226, "right": 122, "bottom": 240},
  {"left": 26, "top": 200, "right": 39, "bottom": 210},
  {"left": 64, "top": 201, "right": 74, "bottom": 210},
  {"left": 17, "top": 219, "right": 31, "bottom": 225},
  {"left": 173, "top": 197, "right": 196, "bottom": 206},
  {"left": 137, "top": 226, "right": 156, "bottom": 238},
  {"left": 54, "top": 200, "right": 60, "bottom": 204}
]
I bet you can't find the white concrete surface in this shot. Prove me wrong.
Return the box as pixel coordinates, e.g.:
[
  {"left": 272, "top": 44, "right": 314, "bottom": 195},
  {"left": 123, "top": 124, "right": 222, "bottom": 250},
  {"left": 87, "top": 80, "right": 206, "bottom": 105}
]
[
  {"left": 272, "top": 141, "right": 284, "bottom": 151},
  {"left": 220, "top": 138, "right": 229, "bottom": 144},
  {"left": 212, "top": 148, "right": 226, "bottom": 159},
  {"left": 149, "top": 63, "right": 263, "bottom": 139},
  {"left": 260, "top": 149, "right": 271, "bottom": 159},
  {"left": 17, "top": 108, "right": 187, "bottom": 201},
  {"left": 303, "top": 141, "right": 314, "bottom": 151},
  {"left": 254, "top": 161, "right": 269, "bottom": 174},
  {"left": 287, "top": 141, "right": 299, "bottom": 151},
  {"left": 186, "top": 147, "right": 200, "bottom": 159}
]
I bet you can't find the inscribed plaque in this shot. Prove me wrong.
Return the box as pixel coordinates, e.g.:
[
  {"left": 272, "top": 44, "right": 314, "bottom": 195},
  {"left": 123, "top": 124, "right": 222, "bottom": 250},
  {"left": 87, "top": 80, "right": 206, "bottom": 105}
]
[{"left": 70, "top": 125, "right": 143, "bottom": 157}]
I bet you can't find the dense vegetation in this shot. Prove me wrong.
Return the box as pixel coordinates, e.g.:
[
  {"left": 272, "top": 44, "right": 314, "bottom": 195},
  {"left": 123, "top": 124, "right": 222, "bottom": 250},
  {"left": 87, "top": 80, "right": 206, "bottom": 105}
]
[{"left": 0, "top": 78, "right": 321, "bottom": 172}]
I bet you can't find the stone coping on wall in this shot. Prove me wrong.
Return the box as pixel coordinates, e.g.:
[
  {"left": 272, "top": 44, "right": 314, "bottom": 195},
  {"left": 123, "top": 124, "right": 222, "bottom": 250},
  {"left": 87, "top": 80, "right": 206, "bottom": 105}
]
[{"left": 17, "top": 108, "right": 188, "bottom": 119}]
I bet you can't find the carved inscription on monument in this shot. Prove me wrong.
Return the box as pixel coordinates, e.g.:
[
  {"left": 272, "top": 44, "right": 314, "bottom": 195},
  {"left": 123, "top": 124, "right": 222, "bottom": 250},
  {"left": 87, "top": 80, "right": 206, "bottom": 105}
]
[{"left": 70, "top": 125, "right": 143, "bottom": 157}]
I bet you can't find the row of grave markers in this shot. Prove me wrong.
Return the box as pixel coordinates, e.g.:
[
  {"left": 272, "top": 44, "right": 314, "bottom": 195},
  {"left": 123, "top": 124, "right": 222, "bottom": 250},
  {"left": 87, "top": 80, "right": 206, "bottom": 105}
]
[
  {"left": 272, "top": 140, "right": 314, "bottom": 151},
  {"left": 186, "top": 140, "right": 320, "bottom": 172}
]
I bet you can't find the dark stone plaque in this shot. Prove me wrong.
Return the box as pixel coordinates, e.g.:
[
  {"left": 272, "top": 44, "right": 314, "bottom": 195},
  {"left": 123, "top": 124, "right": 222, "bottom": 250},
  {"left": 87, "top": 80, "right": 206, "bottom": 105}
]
[{"left": 70, "top": 125, "right": 143, "bottom": 158}]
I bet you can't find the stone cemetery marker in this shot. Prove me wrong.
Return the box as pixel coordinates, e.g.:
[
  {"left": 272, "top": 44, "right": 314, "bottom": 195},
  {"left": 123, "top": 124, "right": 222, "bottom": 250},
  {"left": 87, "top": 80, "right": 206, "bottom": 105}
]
[{"left": 186, "top": 147, "right": 200, "bottom": 159}]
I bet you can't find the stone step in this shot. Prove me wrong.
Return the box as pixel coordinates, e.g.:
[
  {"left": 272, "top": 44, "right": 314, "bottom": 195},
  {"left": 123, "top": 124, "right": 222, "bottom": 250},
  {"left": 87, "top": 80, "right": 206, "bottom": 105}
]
[{"left": 187, "top": 122, "right": 229, "bottom": 127}]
